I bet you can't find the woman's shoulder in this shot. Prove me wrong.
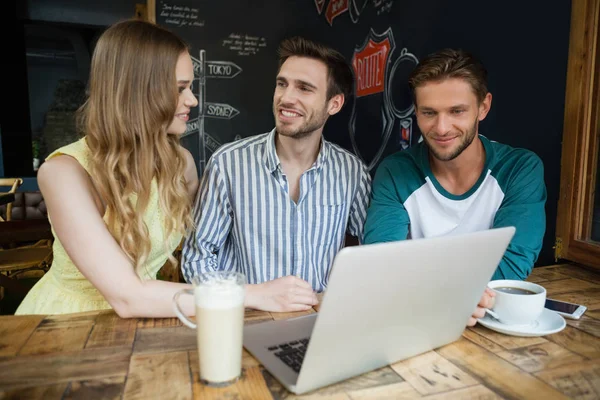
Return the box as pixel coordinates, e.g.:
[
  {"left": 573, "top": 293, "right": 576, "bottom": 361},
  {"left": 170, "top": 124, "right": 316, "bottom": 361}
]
[
  {"left": 45, "top": 137, "right": 92, "bottom": 172},
  {"left": 38, "top": 148, "right": 106, "bottom": 217},
  {"left": 38, "top": 152, "right": 90, "bottom": 191}
]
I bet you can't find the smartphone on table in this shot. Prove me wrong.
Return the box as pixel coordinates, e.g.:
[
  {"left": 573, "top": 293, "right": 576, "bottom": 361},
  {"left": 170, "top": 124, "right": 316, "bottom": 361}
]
[{"left": 545, "top": 298, "right": 587, "bottom": 319}]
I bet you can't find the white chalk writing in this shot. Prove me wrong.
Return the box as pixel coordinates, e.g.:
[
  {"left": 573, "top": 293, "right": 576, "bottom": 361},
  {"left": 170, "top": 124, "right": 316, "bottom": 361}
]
[
  {"left": 222, "top": 33, "right": 267, "bottom": 56},
  {"left": 160, "top": 2, "right": 204, "bottom": 27}
]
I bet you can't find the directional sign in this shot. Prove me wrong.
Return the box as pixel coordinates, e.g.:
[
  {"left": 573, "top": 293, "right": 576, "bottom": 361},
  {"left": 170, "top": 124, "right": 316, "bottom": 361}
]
[
  {"left": 187, "top": 50, "right": 243, "bottom": 176},
  {"left": 190, "top": 57, "right": 242, "bottom": 79},
  {"left": 205, "top": 61, "right": 242, "bottom": 79},
  {"left": 191, "top": 56, "right": 202, "bottom": 75},
  {"left": 204, "top": 132, "right": 222, "bottom": 153},
  {"left": 205, "top": 102, "right": 239, "bottom": 119},
  {"left": 181, "top": 118, "right": 223, "bottom": 152},
  {"left": 182, "top": 118, "right": 201, "bottom": 138}
]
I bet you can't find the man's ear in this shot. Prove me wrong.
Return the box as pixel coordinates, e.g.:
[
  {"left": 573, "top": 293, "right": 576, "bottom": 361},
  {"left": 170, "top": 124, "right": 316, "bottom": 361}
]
[
  {"left": 327, "top": 94, "right": 345, "bottom": 116},
  {"left": 478, "top": 92, "right": 492, "bottom": 121}
]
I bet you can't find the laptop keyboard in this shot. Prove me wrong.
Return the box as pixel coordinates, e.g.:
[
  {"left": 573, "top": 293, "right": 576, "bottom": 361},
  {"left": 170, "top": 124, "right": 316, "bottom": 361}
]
[{"left": 267, "top": 338, "right": 309, "bottom": 373}]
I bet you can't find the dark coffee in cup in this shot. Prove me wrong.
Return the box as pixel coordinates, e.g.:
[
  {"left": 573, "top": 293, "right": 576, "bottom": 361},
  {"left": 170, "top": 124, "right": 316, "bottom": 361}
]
[
  {"left": 487, "top": 280, "right": 546, "bottom": 325},
  {"left": 495, "top": 287, "right": 536, "bottom": 295}
]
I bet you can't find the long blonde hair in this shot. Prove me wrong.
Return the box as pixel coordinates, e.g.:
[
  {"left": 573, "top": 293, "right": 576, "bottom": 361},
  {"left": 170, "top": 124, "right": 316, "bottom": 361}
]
[{"left": 78, "top": 19, "right": 193, "bottom": 270}]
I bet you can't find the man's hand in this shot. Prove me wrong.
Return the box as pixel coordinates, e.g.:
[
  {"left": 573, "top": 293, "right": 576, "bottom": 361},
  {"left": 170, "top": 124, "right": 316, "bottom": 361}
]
[
  {"left": 244, "top": 276, "right": 318, "bottom": 312},
  {"left": 468, "top": 287, "right": 496, "bottom": 326}
]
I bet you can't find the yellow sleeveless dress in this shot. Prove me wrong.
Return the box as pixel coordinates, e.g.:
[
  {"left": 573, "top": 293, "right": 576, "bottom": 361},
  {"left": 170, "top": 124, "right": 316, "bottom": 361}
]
[{"left": 15, "top": 137, "right": 183, "bottom": 315}]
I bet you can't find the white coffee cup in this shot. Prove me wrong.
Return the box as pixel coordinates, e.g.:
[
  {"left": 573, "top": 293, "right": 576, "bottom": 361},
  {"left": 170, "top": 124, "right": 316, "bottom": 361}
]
[
  {"left": 173, "top": 271, "right": 245, "bottom": 387},
  {"left": 485, "top": 279, "right": 546, "bottom": 326}
]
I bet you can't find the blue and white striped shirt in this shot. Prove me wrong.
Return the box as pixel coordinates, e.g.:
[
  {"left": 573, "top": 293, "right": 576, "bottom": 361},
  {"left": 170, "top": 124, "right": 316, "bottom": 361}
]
[{"left": 181, "top": 128, "right": 372, "bottom": 291}]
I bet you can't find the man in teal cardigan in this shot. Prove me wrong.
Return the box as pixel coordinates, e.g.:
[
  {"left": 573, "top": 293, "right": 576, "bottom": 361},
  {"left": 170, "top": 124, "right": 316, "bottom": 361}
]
[{"left": 363, "top": 48, "right": 546, "bottom": 325}]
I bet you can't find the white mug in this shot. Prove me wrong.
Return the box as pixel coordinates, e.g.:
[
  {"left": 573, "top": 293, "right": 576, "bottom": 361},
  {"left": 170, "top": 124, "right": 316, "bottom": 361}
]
[
  {"left": 485, "top": 279, "right": 546, "bottom": 326},
  {"left": 173, "top": 271, "right": 245, "bottom": 387}
]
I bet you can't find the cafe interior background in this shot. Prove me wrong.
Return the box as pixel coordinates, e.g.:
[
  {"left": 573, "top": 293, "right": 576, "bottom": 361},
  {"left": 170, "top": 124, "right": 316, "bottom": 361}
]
[{"left": 1, "top": 0, "right": 599, "bottom": 314}]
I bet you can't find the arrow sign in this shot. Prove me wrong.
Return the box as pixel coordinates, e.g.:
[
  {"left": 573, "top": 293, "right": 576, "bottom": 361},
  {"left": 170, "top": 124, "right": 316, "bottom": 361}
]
[
  {"left": 181, "top": 119, "right": 222, "bottom": 151},
  {"left": 206, "top": 61, "right": 242, "bottom": 79},
  {"left": 205, "top": 102, "right": 239, "bottom": 119},
  {"left": 190, "top": 57, "right": 242, "bottom": 79},
  {"left": 191, "top": 56, "right": 201, "bottom": 75},
  {"left": 204, "top": 132, "right": 222, "bottom": 152},
  {"left": 182, "top": 117, "right": 200, "bottom": 138}
]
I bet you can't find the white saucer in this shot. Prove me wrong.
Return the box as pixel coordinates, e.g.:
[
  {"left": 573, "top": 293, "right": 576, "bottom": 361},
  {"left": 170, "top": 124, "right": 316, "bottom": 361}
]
[{"left": 477, "top": 308, "right": 566, "bottom": 337}]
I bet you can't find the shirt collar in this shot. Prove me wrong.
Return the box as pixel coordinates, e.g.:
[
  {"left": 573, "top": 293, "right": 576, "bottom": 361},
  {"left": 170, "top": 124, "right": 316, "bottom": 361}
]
[{"left": 263, "top": 128, "right": 330, "bottom": 173}]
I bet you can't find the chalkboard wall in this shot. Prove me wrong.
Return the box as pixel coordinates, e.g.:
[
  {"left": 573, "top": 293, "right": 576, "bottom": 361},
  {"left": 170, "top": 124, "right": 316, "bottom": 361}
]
[{"left": 156, "top": 0, "right": 570, "bottom": 267}]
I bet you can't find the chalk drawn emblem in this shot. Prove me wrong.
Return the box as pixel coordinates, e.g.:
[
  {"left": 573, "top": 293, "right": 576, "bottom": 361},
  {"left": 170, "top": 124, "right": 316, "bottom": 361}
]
[{"left": 349, "top": 28, "right": 419, "bottom": 170}]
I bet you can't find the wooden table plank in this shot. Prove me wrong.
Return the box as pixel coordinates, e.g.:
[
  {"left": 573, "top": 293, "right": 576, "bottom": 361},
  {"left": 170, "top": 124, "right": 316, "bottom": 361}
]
[
  {"left": 0, "top": 382, "right": 68, "bottom": 400},
  {"left": 495, "top": 341, "right": 585, "bottom": 373},
  {"left": 63, "top": 376, "right": 126, "bottom": 400},
  {"left": 0, "top": 346, "right": 130, "bottom": 391},
  {"left": 552, "top": 289, "right": 600, "bottom": 311},
  {"left": 585, "top": 310, "right": 600, "bottom": 320},
  {"left": 528, "top": 267, "right": 571, "bottom": 283},
  {"left": 436, "top": 337, "right": 570, "bottom": 399},
  {"left": 40, "top": 312, "right": 98, "bottom": 325},
  {"left": 546, "top": 326, "right": 600, "bottom": 359},
  {"left": 566, "top": 315, "right": 600, "bottom": 338},
  {"left": 421, "top": 385, "right": 502, "bottom": 399},
  {"left": 0, "top": 315, "right": 43, "bottom": 357},
  {"left": 189, "top": 351, "right": 273, "bottom": 400},
  {"left": 389, "top": 350, "right": 478, "bottom": 395},
  {"left": 86, "top": 311, "right": 137, "bottom": 349},
  {"left": 136, "top": 317, "right": 182, "bottom": 329},
  {"left": 467, "top": 323, "right": 548, "bottom": 350},
  {"left": 230, "top": 367, "right": 274, "bottom": 400},
  {"left": 461, "top": 329, "right": 505, "bottom": 353},
  {"left": 347, "top": 381, "right": 422, "bottom": 400},
  {"left": 553, "top": 265, "right": 600, "bottom": 285},
  {"left": 19, "top": 318, "right": 95, "bottom": 356},
  {"left": 542, "top": 279, "right": 600, "bottom": 296},
  {"left": 132, "top": 326, "right": 196, "bottom": 354},
  {"left": 534, "top": 360, "right": 600, "bottom": 399},
  {"left": 123, "top": 351, "right": 192, "bottom": 399},
  {"left": 262, "top": 365, "right": 404, "bottom": 399}
]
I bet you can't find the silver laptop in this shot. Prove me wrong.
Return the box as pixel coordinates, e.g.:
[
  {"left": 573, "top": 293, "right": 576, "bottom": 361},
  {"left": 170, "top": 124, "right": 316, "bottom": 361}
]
[{"left": 243, "top": 226, "right": 516, "bottom": 395}]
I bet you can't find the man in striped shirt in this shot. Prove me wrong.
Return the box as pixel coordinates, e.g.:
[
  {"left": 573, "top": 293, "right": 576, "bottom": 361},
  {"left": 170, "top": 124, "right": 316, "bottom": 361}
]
[{"left": 182, "top": 37, "right": 372, "bottom": 312}]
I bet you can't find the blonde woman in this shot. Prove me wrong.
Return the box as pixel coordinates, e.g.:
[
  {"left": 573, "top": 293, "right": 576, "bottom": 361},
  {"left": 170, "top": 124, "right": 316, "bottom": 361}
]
[{"left": 16, "top": 19, "right": 198, "bottom": 317}]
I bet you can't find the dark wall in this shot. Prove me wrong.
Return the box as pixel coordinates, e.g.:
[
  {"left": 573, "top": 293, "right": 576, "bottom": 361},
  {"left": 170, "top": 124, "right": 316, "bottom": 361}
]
[
  {"left": 2, "top": 1, "right": 33, "bottom": 177},
  {"left": 6, "top": 0, "right": 572, "bottom": 268},
  {"left": 26, "top": 33, "right": 81, "bottom": 135},
  {"left": 159, "top": 0, "right": 571, "bottom": 267},
  {"left": 24, "top": 0, "right": 140, "bottom": 27},
  {"left": 2, "top": 0, "right": 139, "bottom": 177}
]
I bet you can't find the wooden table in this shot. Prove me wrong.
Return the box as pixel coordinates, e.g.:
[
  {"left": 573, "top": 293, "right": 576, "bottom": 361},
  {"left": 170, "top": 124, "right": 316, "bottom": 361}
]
[{"left": 1, "top": 263, "right": 600, "bottom": 399}]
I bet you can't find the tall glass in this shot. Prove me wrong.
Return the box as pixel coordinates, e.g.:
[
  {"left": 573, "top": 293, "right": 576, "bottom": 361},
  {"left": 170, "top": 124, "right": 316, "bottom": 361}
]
[{"left": 173, "top": 271, "right": 245, "bottom": 387}]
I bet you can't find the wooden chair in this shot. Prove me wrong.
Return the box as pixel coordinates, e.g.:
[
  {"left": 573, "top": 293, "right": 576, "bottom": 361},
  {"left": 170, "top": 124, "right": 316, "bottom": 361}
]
[
  {"left": 0, "top": 237, "right": 53, "bottom": 304},
  {"left": 0, "top": 178, "right": 23, "bottom": 222},
  {"left": 0, "top": 239, "right": 53, "bottom": 278},
  {"left": 0, "top": 238, "right": 52, "bottom": 312},
  {"left": 0, "top": 183, "right": 53, "bottom": 306}
]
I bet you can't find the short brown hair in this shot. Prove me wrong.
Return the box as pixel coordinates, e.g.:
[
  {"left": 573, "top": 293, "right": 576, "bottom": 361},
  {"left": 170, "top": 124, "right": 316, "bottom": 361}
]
[
  {"left": 277, "top": 36, "right": 353, "bottom": 101},
  {"left": 408, "top": 48, "right": 488, "bottom": 104}
]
